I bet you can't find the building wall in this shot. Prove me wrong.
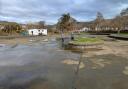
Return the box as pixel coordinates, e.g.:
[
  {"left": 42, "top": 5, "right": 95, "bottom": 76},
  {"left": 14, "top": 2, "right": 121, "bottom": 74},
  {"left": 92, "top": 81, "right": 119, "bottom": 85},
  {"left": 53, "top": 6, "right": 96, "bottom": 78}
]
[{"left": 28, "top": 29, "right": 47, "bottom": 36}]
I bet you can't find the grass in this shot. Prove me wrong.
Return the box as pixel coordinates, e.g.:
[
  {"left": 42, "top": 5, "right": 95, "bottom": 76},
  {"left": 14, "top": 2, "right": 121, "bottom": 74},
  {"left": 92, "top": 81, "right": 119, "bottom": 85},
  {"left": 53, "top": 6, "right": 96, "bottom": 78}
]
[
  {"left": 69, "top": 37, "right": 103, "bottom": 45},
  {"left": 118, "top": 33, "right": 128, "bottom": 36}
]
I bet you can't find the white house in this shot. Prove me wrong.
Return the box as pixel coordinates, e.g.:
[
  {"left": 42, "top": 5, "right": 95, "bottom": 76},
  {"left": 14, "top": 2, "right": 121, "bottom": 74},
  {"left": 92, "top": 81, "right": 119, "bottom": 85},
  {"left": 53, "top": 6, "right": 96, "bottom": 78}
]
[
  {"left": 74, "top": 27, "right": 90, "bottom": 33},
  {"left": 28, "top": 29, "right": 47, "bottom": 36},
  {"left": 81, "top": 27, "right": 90, "bottom": 32}
]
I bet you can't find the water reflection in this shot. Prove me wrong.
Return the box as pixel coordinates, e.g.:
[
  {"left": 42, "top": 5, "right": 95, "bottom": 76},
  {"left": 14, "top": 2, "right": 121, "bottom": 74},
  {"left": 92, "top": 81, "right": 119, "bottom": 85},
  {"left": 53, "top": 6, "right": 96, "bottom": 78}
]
[{"left": 0, "top": 39, "right": 79, "bottom": 89}]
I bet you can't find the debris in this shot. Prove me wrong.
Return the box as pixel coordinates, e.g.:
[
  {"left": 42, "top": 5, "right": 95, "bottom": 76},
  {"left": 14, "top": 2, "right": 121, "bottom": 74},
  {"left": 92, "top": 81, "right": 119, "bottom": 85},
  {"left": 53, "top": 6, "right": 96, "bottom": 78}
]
[
  {"left": 123, "top": 66, "right": 128, "bottom": 75},
  {"left": 11, "top": 44, "right": 18, "bottom": 48},
  {"left": 0, "top": 44, "right": 6, "bottom": 47},
  {"left": 91, "top": 59, "right": 111, "bottom": 69},
  {"left": 42, "top": 39, "right": 48, "bottom": 42}
]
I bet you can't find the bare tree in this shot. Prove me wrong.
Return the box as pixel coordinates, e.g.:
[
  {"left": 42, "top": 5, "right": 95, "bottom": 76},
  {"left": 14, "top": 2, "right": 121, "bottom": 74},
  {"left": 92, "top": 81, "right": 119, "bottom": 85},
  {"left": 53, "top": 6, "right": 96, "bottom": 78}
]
[{"left": 93, "top": 12, "right": 105, "bottom": 32}]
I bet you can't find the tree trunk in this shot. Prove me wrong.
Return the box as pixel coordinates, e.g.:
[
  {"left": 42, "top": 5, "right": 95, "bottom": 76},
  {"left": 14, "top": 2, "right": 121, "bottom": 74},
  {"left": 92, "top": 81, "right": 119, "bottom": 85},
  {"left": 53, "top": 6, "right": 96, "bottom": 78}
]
[{"left": 118, "top": 29, "right": 121, "bottom": 34}]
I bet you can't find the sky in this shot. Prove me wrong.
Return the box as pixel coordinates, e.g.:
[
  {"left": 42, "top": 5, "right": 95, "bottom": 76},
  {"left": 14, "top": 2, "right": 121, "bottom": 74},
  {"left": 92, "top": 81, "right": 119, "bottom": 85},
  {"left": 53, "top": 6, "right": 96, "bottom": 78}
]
[{"left": 0, "top": 0, "right": 128, "bottom": 24}]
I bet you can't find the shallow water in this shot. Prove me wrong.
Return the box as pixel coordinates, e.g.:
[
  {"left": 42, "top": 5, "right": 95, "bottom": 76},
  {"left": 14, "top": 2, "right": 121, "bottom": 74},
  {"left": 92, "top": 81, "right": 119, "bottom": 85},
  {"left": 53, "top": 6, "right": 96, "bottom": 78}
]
[
  {"left": 0, "top": 39, "right": 128, "bottom": 89},
  {"left": 0, "top": 40, "right": 80, "bottom": 89}
]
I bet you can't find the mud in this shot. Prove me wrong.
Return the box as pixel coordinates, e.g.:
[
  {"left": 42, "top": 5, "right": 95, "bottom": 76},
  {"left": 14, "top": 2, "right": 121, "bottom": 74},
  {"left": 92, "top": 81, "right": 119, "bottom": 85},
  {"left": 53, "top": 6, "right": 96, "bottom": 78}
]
[{"left": 62, "top": 59, "right": 85, "bottom": 69}]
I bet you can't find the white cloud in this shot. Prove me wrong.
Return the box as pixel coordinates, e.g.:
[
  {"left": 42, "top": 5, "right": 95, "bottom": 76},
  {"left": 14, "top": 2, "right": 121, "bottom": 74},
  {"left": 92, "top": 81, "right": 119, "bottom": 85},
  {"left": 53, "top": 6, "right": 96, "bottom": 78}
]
[{"left": 0, "top": 0, "right": 128, "bottom": 24}]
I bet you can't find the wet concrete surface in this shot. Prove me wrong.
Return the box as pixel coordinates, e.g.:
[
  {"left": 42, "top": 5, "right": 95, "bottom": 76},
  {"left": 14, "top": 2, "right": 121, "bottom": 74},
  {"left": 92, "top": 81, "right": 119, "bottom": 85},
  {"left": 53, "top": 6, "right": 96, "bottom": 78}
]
[{"left": 0, "top": 38, "right": 128, "bottom": 89}]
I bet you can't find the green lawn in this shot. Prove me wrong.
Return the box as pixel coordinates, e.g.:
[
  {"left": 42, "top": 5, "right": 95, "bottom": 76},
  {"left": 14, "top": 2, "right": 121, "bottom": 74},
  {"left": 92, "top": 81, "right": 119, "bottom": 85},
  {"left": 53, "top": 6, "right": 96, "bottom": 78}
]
[
  {"left": 118, "top": 33, "right": 128, "bottom": 36},
  {"left": 69, "top": 37, "right": 103, "bottom": 45}
]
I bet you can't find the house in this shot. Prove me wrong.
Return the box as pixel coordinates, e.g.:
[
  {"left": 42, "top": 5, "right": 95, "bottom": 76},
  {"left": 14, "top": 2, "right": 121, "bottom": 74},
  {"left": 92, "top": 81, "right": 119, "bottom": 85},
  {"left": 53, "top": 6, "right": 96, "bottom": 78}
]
[
  {"left": 80, "top": 27, "right": 90, "bottom": 32},
  {"left": 0, "top": 24, "right": 5, "bottom": 31},
  {"left": 73, "top": 27, "right": 90, "bottom": 33},
  {"left": 28, "top": 29, "right": 47, "bottom": 36}
]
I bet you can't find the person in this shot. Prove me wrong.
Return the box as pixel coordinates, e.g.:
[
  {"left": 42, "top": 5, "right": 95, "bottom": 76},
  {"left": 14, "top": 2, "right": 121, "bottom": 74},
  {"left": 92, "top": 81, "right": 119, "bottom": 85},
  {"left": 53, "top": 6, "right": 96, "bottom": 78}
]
[
  {"left": 71, "top": 32, "right": 74, "bottom": 40},
  {"left": 31, "top": 31, "right": 33, "bottom": 35},
  {"left": 62, "top": 37, "right": 64, "bottom": 42},
  {"left": 61, "top": 31, "right": 64, "bottom": 42}
]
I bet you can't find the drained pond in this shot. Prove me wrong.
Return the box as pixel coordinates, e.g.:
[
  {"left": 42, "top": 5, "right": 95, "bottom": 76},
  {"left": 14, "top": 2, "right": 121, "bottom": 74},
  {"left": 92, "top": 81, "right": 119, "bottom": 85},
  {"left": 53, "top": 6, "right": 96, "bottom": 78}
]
[{"left": 0, "top": 37, "right": 128, "bottom": 89}]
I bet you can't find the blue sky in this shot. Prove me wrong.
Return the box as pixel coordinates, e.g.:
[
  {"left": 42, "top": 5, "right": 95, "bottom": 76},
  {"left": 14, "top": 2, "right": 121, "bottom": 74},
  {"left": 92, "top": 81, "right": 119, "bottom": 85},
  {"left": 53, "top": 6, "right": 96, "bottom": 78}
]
[{"left": 0, "top": 0, "right": 128, "bottom": 24}]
